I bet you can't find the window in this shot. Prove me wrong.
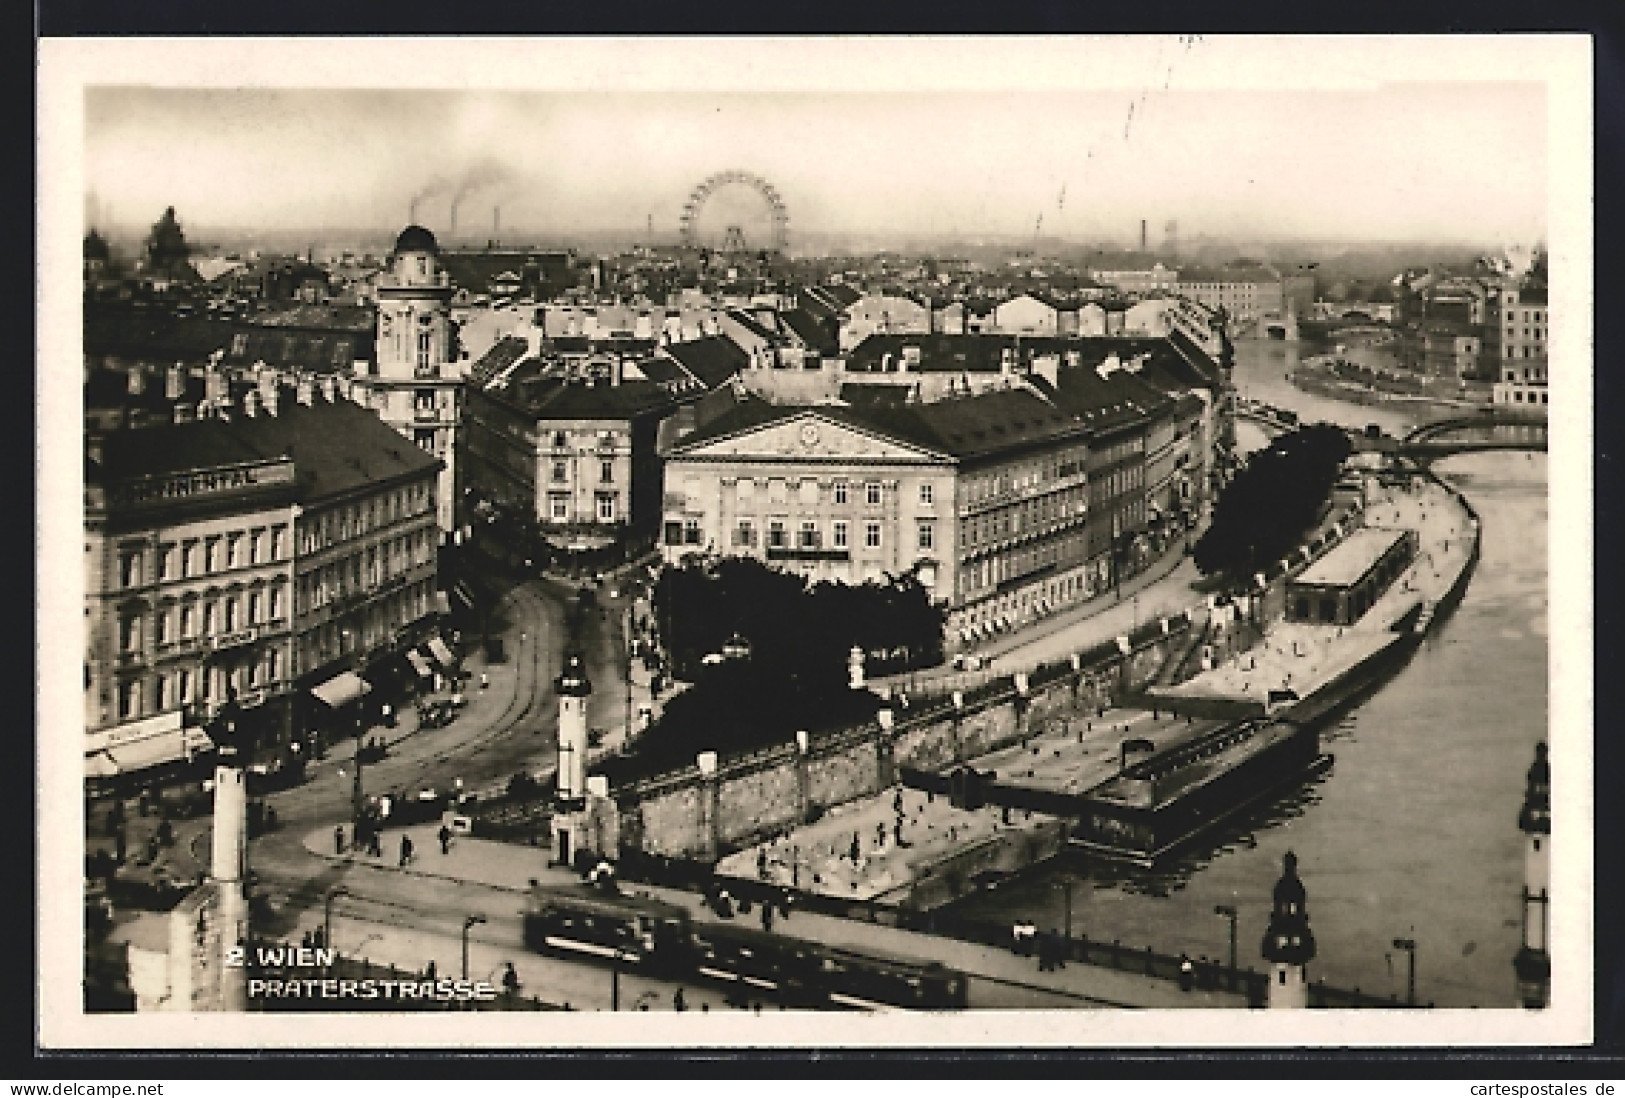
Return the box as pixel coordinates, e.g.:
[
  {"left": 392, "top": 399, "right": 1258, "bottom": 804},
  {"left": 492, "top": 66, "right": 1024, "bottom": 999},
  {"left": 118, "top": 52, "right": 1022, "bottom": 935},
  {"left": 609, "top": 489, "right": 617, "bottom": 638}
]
[
  {"left": 596, "top": 494, "right": 616, "bottom": 522},
  {"left": 269, "top": 586, "right": 283, "bottom": 620},
  {"left": 798, "top": 479, "right": 819, "bottom": 506},
  {"left": 600, "top": 460, "right": 614, "bottom": 484},
  {"left": 768, "top": 479, "right": 788, "bottom": 505},
  {"left": 552, "top": 462, "right": 568, "bottom": 483},
  {"left": 554, "top": 431, "right": 568, "bottom": 449},
  {"left": 180, "top": 604, "right": 195, "bottom": 638},
  {"left": 549, "top": 494, "right": 569, "bottom": 521},
  {"left": 248, "top": 592, "right": 262, "bottom": 624},
  {"left": 156, "top": 675, "right": 171, "bottom": 712},
  {"left": 919, "top": 482, "right": 934, "bottom": 506},
  {"left": 415, "top": 388, "right": 436, "bottom": 413},
  {"left": 249, "top": 530, "right": 263, "bottom": 565},
  {"left": 866, "top": 482, "right": 882, "bottom": 506},
  {"left": 768, "top": 521, "right": 787, "bottom": 549},
  {"left": 833, "top": 520, "right": 848, "bottom": 548},
  {"left": 229, "top": 535, "right": 244, "bottom": 569},
  {"left": 154, "top": 611, "right": 168, "bottom": 646},
  {"left": 799, "top": 521, "right": 820, "bottom": 549},
  {"left": 119, "top": 616, "right": 140, "bottom": 652},
  {"left": 119, "top": 551, "right": 140, "bottom": 589},
  {"left": 735, "top": 520, "right": 756, "bottom": 547},
  {"left": 865, "top": 521, "right": 882, "bottom": 548},
  {"left": 158, "top": 545, "right": 175, "bottom": 581},
  {"left": 118, "top": 680, "right": 141, "bottom": 721},
  {"left": 223, "top": 598, "right": 238, "bottom": 632},
  {"left": 682, "top": 518, "right": 702, "bottom": 546},
  {"left": 414, "top": 428, "right": 437, "bottom": 453},
  {"left": 205, "top": 539, "right": 221, "bottom": 573},
  {"left": 178, "top": 669, "right": 193, "bottom": 704},
  {"left": 266, "top": 648, "right": 280, "bottom": 683},
  {"left": 664, "top": 521, "right": 683, "bottom": 547},
  {"left": 833, "top": 480, "right": 849, "bottom": 505},
  {"left": 918, "top": 522, "right": 935, "bottom": 550}
]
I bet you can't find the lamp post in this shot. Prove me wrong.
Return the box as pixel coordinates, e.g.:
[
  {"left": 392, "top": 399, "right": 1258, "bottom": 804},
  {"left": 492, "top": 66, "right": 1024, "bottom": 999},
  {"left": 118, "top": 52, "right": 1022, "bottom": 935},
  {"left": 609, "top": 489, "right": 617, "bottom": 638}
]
[
  {"left": 350, "top": 709, "right": 366, "bottom": 825},
  {"left": 324, "top": 886, "right": 350, "bottom": 953},
  {"left": 1392, "top": 936, "right": 1417, "bottom": 1006},
  {"left": 623, "top": 602, "right": 634, "bottom": 742},
  {"left": 1214, "top": 904, "right": 1238, "bottom": 991},
  {"left": 462, "top": 915, "right": 486, "bottom": 981},
  {"left": 1059, "top": 878, "right": 1073, "bottom": 942},
  {"left": 610, "top": 945, "right": 630, "bottom": 1011}
]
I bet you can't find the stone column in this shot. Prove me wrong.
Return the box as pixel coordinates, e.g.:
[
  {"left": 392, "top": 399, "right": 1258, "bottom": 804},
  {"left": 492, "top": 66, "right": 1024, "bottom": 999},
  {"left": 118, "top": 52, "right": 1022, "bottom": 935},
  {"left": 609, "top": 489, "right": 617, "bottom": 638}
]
[{"left": 696, "top": 751, "right": 720, "bottom": 863}]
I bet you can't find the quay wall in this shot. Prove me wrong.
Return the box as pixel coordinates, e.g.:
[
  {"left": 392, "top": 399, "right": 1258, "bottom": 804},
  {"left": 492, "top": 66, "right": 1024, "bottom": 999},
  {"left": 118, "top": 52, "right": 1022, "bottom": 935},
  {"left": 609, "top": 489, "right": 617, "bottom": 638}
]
[{"left": 618, "top": 623, "right": 1192, "bottom": 862}]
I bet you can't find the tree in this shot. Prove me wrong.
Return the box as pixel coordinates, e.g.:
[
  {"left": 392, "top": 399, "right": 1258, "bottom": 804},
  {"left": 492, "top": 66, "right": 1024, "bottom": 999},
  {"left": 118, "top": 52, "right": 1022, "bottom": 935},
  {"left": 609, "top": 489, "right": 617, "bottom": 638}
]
[{"left": 1194, "top": 424, "right": 1350, "bottom": 587}]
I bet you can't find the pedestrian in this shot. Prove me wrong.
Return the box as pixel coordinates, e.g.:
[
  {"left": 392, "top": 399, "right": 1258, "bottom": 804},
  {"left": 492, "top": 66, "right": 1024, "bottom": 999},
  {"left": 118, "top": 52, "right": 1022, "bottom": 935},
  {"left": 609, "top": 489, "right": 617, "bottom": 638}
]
[
  {"left": 425, "top": 960, "right": 436, "bottom": 980},
  {"left": 370, "top": 829, "right": 383, "bottom": 858},
  {"left": 334, "top": 825, "right": 346, "bottom": 855},
  {"left": 760, "top": 902, "right": 774, "bottom": 933},
  {"left": 1178, "top": 954, "right": 1194, "bottom": 992},
  {"left": 673, "top": 987, "right": 687, "bottom": 1012},
  {"left": 439, "top": 824, "right": 453, "bottom": 855},
  {"left": 502, "top": 963, "right": 521, "bottom": 996},
  {"left": 757, "top": 847, "right": 768, "bottom": 880},
  {"left": 481, "top": 672, "right": 490, "bottom": 690},
  {"left": 850, "top": 833, "right": 861, "bottom": 864},
  {"left": 399, "top": 834, "right": 414, "bottom": 867}
]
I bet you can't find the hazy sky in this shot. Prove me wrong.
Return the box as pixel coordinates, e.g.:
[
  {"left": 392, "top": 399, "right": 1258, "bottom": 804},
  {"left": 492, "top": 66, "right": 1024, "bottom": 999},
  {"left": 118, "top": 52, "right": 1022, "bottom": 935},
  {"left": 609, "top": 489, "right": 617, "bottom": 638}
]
[{"left": 79, "top": 41, "right": 1550, "bottom": 249}]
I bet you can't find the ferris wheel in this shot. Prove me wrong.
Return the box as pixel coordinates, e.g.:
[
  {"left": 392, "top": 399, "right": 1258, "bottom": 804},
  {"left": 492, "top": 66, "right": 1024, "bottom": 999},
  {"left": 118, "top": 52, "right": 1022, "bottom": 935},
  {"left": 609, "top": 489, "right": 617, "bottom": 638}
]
[{"left": 678, "top": 170, "right": 790, "bottom": 254}]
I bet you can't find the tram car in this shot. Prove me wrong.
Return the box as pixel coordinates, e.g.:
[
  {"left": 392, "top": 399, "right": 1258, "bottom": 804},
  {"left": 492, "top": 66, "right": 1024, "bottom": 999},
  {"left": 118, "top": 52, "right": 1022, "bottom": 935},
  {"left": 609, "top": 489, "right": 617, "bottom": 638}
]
[
  {"left": 690, "top": 923, "right": 826, "bottom": 1007},
  {"left": 811, "top": 943, "right": 969, "bottom": 1012},
  {"left": 522, "top": 884, "right": 693, "bottom": 972}
]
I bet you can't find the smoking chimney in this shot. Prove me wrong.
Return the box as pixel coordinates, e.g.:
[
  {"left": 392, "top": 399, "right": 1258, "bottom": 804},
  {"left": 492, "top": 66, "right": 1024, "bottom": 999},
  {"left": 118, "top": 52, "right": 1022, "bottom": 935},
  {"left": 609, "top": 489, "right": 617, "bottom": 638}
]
[
  {"left": 1140, "top": 219, "right": 1148, "bottom": 252},
  {"left": 493, "top": 205, "right": 500, "bottom": 245}
]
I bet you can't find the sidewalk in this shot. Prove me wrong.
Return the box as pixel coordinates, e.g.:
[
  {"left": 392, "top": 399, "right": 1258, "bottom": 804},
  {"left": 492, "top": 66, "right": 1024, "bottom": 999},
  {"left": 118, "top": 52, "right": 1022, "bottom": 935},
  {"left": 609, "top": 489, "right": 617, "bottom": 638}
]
[{"left": 301, "top": 824, "right": 1246, "bottom": 1009}]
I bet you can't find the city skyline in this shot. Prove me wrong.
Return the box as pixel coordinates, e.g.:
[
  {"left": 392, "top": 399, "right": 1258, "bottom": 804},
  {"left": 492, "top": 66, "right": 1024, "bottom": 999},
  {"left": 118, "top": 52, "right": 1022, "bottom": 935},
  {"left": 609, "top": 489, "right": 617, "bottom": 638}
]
[{"left": 79, "top": 39, "right": 1548, "bottom": 251}]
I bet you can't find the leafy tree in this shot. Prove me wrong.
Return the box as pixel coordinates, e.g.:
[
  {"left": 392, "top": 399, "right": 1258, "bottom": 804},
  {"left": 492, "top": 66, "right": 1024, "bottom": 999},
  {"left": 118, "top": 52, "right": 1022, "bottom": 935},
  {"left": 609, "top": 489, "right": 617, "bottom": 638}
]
[{"left": 1194, "top": 424, "right": 1350, "bottom": 587}]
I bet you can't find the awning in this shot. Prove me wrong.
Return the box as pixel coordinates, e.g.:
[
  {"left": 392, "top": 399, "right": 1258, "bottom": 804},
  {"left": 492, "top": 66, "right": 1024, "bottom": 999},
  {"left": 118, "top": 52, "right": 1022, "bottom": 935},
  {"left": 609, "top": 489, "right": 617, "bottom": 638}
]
[
  {"left": 181, "top": 725, "right": 215, "bottom": 753},
  {"left": 427, "top": 636, "right": 457, "bottom": 667},
  {"left": 311, "top": 670, "right": 372, "bottom": 708},
  {"left": 96, "top": 728, "right": 191, "bottom": 777},
  {"left": 406, "top": 650, "right": 433, "bottom": 677},
  {"left": 85, "top": 752, "right": 119, "bottom": 780}
]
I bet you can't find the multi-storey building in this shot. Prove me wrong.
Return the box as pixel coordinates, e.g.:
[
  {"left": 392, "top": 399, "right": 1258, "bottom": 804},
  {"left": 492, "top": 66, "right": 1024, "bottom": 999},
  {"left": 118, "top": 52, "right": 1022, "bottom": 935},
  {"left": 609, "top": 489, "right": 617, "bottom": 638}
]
[
  {"left": 349, "top": 225, "right": 463, "bottom": 539},
  {"left": 1175, "top": 266, "right": 1285, "bottom": 331},
  {"left": 659, "top": 378, "right": 1159, "bottom": 648},
  {"left": 85, "top": 419, "right": 298, "bottom": 780},
  {"left": 462, "top": 355, "right": 687, "bottom": 550},
  {"left": 83, "top": 387, "right": 444, "bottom": 784},
  {"left": 1088, "top": 262, "right": 1180, "bottom": 296}
]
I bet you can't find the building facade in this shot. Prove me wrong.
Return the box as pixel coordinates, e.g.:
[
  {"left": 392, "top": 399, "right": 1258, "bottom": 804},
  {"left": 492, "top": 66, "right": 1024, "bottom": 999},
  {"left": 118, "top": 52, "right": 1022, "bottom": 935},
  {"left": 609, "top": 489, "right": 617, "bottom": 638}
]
[{"left": 85, "top": 425, "right": 298, "bottom": 776}]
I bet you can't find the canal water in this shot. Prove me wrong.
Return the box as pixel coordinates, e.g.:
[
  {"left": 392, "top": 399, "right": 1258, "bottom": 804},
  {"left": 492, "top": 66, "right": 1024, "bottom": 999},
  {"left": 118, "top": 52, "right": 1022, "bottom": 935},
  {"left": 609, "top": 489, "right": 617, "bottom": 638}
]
[{"left": 956, "top": 339, "right": 1549, "bottom": 1007}]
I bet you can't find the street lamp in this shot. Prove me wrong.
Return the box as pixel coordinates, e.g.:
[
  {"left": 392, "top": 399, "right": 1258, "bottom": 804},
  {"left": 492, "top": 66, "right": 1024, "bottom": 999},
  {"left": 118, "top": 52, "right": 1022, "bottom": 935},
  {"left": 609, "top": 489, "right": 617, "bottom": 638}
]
[
  {"left": 324, "top": 886, "right": 350, "bottom": 952},
  {"left": 610, "top": 944, "right": 630, "bottom": 1011},
  {"left": 1392, "top": 936, "right": 1417, "bottom": 1006},
  {"left": 1213, "top": 904, "right": 1238, "bottom": 991},
  {"left": 462, "top": 915, "right": 486, "bottom": 981}
]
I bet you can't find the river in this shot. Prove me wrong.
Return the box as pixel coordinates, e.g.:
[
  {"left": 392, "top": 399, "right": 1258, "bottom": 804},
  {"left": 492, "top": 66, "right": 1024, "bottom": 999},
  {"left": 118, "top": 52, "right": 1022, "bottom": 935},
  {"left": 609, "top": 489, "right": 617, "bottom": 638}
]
[{"left": 954, "top": 338, "right": 1549, "bottom": 1008}]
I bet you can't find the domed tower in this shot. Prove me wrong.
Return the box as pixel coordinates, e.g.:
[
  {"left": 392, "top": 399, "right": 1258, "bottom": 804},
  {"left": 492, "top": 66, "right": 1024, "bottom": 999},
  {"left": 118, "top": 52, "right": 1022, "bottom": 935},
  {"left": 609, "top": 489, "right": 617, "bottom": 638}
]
[
  {"left": 356, "top": 225, "right": 462, "bottom": 538},
  {"left": 1261, "top": 850, "right": 1317, "bottom": 1008},
  {"left": 552, "top": 652, "right": 594, "bottom": 867},
  {"left": 1513, "top": 742, "right": 1551, "bottom": 1009}
]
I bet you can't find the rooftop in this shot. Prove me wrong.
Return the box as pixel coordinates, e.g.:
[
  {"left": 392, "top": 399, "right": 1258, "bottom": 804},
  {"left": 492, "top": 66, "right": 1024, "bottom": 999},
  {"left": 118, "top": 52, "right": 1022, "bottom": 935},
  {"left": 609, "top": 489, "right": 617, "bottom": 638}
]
[{"left": 1293, "top": 527, "right": 1410, "bottom": 589}]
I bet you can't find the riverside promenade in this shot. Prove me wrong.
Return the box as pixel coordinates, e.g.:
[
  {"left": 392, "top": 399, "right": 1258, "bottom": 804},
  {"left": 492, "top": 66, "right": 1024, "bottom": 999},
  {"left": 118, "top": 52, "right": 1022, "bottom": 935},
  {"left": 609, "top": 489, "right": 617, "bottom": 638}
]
[{"left": 299, "top": 824, "right": 1246, "bottom": 1009}]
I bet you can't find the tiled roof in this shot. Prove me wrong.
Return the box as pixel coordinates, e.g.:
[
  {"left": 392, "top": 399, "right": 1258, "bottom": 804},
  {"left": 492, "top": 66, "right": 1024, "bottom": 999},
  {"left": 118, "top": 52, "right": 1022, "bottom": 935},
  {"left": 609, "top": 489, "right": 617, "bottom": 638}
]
[
  {"left": 83, "top": 306, "right": 234, "bottom": 363},
  {"left": 494, "top": 370, "right": 679, "bottom": 422},
  {"left": 779, "top": 307, "right": 839, "bottom": 355},
  {"left": 660, "top": 336, "right": 750, "bottom": 390},
  {"left": 92, "top": 394, "right": 441, "bottom": 504},
  {"left": 468, "top": 336, "right": 530, "bottom": 386},
  {"left": 241, "top": 304, "right": 374, "bottom": 332}
]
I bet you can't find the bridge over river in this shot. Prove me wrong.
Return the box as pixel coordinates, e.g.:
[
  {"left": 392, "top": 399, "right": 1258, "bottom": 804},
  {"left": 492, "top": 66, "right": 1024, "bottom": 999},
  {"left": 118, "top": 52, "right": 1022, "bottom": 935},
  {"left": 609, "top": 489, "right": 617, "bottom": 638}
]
[{"left": 1235, "top": 400, "right": 1547, "bottom": 462}]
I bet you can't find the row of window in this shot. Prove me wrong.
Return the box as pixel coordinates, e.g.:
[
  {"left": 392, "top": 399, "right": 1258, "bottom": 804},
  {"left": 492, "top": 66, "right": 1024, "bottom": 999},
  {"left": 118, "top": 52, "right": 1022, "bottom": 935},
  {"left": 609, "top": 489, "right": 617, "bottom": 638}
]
[
  {"left": 553, "top": 459, "right": 618, "bottom": 485},
  {"left": 725, "top": 479, "right": 932, "bottom": 508},
  {"left": 962, "top": 488, "right": 1089, "bottom": 548},
  {"left": 726, "top": 517, "right": 933, "bottom": 551},
  {"left": 547, "top": 492, "right": 618, "bottom": 523},
  {"left": 299, "top": 485, "right": 434, "bottom": 555},
  {"left": 116, "top": 654, "right": 283, "bottom": 721},
  {"left": 125, "top": 586, "right": 289, "bottom": 652},
  {"left": 125, "top": 526, "right": 290, "bottom": 589},
  {"left": 1504, "top": 327, "right": 1545, "bottom": 341},
  {"left": 300, "top": 531, "right": 435, "bottom": 613}
]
